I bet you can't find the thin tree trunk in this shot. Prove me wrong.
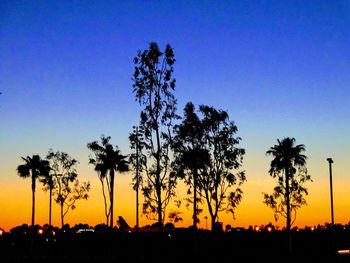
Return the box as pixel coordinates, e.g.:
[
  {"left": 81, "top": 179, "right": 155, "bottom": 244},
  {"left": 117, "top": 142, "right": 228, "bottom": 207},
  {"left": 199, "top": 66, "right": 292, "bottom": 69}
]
[
  {"left": 155, "top": 125, "right": 162, "bottom": 228},
  {"left": 61, "top": 201, "right": 64, "bottom": 227},
  {"left": 156, "top": 178, "right": 162, "bottom": 227},
  {"left": 110, "top": 170, "right": 115, "bottom": 228},
  {"left": 30, "top": 176, "right": 35, "bottom": 257},
  {"left": 193, "top": 169, "right": 198, "bottom": 229},
  {"left": 49, "top": 187, "right": 52, "bottom": 226},
  {"left": 31, "top": 177, "right": 35, "bottom": 227},
  {"left": 285, "top": 167, "right": 292, "bottom": 256},
  {"left": 135, "top": 126, "right": 140, "bottom": 232},
  {"left": 136, "top": 147, "right": 139, "bottom": 232}
]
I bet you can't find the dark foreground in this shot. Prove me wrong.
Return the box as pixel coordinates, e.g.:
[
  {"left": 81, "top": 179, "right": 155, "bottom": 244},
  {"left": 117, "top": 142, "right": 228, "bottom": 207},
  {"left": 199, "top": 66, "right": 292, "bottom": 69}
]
[{"left": 1, "top": 229, "right": 350, "bottom": 263}]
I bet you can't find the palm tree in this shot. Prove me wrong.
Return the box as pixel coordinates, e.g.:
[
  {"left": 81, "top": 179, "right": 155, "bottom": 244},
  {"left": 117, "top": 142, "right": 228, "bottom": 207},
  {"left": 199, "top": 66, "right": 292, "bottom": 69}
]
[
  {"left": 88, "top": 136, "right": 129, "bottom": 227},
  {"left": 17, "top": 155, "right": 50, "bottom": 226},
  {"left": 266, "top": 137, "right": 307, "bottom": 255}
]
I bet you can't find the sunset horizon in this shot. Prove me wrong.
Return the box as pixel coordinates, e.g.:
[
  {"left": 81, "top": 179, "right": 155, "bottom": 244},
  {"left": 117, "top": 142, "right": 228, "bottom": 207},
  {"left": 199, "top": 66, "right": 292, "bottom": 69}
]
[{"left": 1, "top": 1, "right": 349, "bottom": 255}]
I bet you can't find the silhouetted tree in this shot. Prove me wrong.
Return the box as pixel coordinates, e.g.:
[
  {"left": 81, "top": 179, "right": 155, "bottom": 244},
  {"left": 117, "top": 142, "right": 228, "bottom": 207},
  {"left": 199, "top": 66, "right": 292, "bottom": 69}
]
[
  {"left": 132, "top": 42, "right": 178, "bottom": 226},
  {"left": 87, "top": 136, "right": 129, "bottom": 227},
  {"left": 47, "top": 150, "right": 90, "bottom": 227},
  {"left": 17, "top": 155, "right": 50, "bottom": 226},
  {"left": 129, "top": 126, "right": 147, "bottom": 231},
  {"left": 40, "top": 171, "right": 55, "bottom": 226},
  {"left": 172, "top": 102, "right": 209, "bottom": 229},
  {"left": 198, "top": 105, "right": 246, "bottom": 231},
  {"left": 263, "top": 137, "right": 310, "bottom": 256}
]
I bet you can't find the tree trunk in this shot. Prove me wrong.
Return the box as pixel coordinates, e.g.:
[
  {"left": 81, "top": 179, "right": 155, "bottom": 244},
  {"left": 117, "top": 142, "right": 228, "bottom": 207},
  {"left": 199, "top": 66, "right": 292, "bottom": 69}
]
[
  {"left": 49, "top": 187, "right": 52, "bottom": 226},
  {"left": 136, "top": 156, "right": 139, "bottom": 232},
  {"left": 61, "top": 201, "right": 64, "bottom": 227},
  {"left": 211, "top": 215, "right": 216, "bottom": 231},
  {"left": 110, "top": 170, "right": 115, "bottom": 228},
  {"left": 193, "top": 169, "right": 198, "bottom": 229},
  {"left": 135, "top": 126, "right": 140, "bottom": 232},
  {"left": 156, "top": 179, "right": 162, "bottom": 228},
  {"left": 285, "top": 167, "right": 292, "bottom": 256},
  {"left": 31, "top": 176, "right": 35, "bottom": 227},
  {"left": 155, "top": 122, "right": 163, "bottom": 228}
]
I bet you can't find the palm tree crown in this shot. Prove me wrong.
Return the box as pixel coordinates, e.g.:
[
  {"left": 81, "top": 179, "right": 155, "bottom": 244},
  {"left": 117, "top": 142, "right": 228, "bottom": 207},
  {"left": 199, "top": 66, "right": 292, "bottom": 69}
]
[{"left": 266, "top": 137, "right": 307, "bottom": 177}]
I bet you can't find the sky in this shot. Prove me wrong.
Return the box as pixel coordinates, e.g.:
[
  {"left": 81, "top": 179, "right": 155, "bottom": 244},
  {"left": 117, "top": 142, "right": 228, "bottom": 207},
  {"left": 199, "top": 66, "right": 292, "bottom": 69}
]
[{"left": 0, "top": 0, "right": 349, "bottom": 231}]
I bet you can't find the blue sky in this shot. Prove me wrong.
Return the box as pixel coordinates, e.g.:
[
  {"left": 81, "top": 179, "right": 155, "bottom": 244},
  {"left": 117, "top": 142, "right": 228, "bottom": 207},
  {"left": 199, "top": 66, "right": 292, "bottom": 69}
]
[
  {"left": 0, "top": 0, "right": 349, "bottom": 228},
  {"left": 1, "top": 0, "right": 349, "bottom": 164}
]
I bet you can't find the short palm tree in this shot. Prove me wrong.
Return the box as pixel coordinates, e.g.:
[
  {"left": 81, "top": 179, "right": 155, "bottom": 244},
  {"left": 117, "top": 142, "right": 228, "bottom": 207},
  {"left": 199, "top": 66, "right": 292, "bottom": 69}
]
[
  {"left": 266, "top": 137, "right": 307, "bottom": 255},
  {"left": 88, "top": 136, "right": 129, "bottom": 227},
  {"left": 17, "top": 155, "right": 50, "bottom": 226}
]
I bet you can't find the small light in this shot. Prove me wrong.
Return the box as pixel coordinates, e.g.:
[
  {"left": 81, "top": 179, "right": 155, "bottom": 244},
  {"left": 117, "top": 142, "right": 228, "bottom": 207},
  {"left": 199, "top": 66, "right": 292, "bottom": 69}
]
[
  {"left": 168, "top": 234, "right": 172, "bottom": 238},
  {"left": 267, "top": 227, "right": 272, "bottom": 232},
  {"left": 38, "top": 229, "right": 43, "bottom": 235},
  {"left": 52, "top": 231, "right": 56, "bottom": 236},
  {"left": 0, "top": 230, "right": 3, "bottom": 236},
  {"left": 311, "top": 227, "right": 314, "bottom": 231},
  {"left": 254, "top": 226, "right": 260, "bottom": 232},
  {"left": 128, "top": 230, "right": 131, "bottom": 234}
]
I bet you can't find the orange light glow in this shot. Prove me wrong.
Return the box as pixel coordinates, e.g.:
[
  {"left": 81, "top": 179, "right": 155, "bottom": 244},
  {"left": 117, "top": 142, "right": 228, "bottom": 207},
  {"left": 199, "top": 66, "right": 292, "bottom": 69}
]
[{"left": 338, "top": 250, "right": 350, "bottom": 255}]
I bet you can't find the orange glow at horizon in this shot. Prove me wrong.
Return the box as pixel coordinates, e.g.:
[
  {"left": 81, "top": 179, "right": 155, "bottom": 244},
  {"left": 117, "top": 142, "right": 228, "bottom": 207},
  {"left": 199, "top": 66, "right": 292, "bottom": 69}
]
[{"left": 1, "top": 154, "right": 349, "bottom": 232}]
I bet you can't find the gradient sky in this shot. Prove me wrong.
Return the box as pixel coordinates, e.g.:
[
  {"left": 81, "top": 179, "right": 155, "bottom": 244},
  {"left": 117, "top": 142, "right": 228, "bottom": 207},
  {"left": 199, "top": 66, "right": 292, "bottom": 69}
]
[{"left": 1, "top": 1, "right": 349, "bottom": 231}]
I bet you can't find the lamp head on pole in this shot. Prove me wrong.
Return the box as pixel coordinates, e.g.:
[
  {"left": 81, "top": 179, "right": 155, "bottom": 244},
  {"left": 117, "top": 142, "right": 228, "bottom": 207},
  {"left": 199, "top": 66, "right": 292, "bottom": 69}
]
[{"left": 327, "top": 158, "right": 333, "bottom": 164}]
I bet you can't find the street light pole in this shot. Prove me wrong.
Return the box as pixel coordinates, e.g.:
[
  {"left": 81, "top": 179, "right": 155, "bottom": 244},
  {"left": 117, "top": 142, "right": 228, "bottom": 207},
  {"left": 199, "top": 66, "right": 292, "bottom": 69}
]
[{"left": 327, "top": 158, "right": 334, "bottom": 227}]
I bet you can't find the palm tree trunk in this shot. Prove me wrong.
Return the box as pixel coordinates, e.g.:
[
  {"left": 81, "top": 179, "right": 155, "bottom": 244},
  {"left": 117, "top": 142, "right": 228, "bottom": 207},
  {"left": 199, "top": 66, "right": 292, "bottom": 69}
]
[
  {"left": 49, "top": 187, "right": 52, "bottom": 226},
  {"left": 110, "top": 170, "right": 115, "bottom": 228},
  {"left": 31, "top": 176, "right": 35, "bottom": 226},
  {"left": 285, "top": 167, "right": 292, "bottom": 256}
]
